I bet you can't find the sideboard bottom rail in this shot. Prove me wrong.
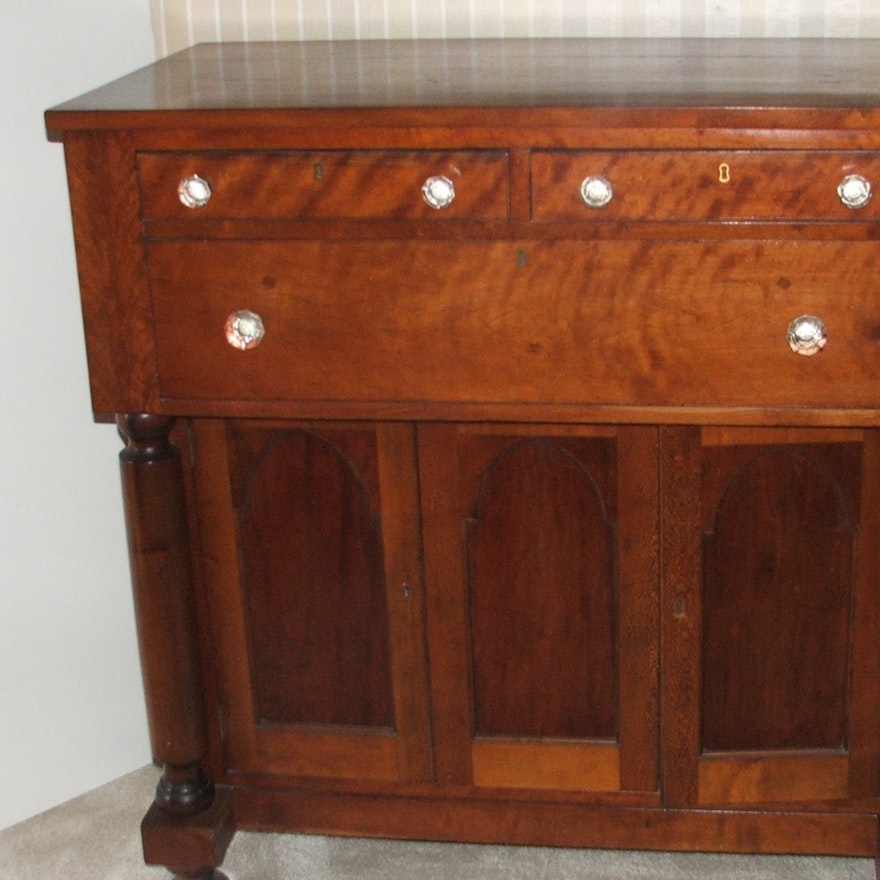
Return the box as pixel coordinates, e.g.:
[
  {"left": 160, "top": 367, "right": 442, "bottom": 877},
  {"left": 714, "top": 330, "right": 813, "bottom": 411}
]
[{"left": 229, "top": 786, "right": 880, "bottom": 857}]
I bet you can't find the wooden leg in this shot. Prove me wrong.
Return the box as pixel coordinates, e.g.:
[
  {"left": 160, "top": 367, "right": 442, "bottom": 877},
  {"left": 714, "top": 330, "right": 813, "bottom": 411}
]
[
  {"left": 171, "top": 872, "right": 229, "bottom": 880},
  {"left": 118, "top": 415, "right": 235, "bottom": 875},
  {"left": 876, "top": 813, "right": 880, "bottom": 880}
]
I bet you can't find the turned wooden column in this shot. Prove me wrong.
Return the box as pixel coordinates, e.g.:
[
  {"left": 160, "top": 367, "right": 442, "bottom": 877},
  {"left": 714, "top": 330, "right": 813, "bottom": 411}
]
[{"left": 117, "top": 414, "right": 233, "bottom": 880}]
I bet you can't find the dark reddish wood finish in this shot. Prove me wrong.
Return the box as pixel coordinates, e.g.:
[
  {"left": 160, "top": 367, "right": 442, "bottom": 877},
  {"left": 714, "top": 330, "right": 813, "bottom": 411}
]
[
  {"left": 230, "top": 424, "right": 393, "bottom": 728},
  {"left": 467, "top": 436, "right": 617, "bottom": 740},
  {"left": 190, "top": 420, "right": 433, "bottom": 787},
  {"left": 531, "top": 151, "right": 880, "bottom": 221},
  {"left": 47, "top": 38, "right": 880, "bottom": 879},
  {"left": 63, "top": 135, "right": 158, "bottom": 416},
  {"left": 701, "top": 441, "right": 858, "bottom": 753},
  {"left": 118, "top": 415, "right": 234, "bottom": 879},
  {"left": 146, "top": 239, "right": 880, "bottom": 411},
  {"left": 141, "top": 790, "right": 234, "bottom": 880},
  {"left": 117, "top": 415, "right": 213, "bottom": 814},
  {"left": 138, "top": 150, "right": 509, "bottom": 220},
  {"left": 417, "top": 424, "right": 659, "bottom": 795},
  {"left": 664, "top": 427, "right": 880, "bottom": 808}
]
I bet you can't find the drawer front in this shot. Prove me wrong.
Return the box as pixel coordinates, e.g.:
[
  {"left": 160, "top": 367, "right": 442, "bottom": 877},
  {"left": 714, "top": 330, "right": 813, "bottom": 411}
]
[
  {"left": 138, "top": 150, "right": 509, "bottom": 220},
  {"left": 147, "top": 239, "right": 880, "bottom": 410},
  {"left": 532, "top": 151, "right": 880, "bottom": 221}
]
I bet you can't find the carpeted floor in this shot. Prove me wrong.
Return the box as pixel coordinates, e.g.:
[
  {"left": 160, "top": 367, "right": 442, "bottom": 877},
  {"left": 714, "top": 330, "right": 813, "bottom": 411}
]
[{"left": 0, "top": 766, "right": 874, "bottom": 879}]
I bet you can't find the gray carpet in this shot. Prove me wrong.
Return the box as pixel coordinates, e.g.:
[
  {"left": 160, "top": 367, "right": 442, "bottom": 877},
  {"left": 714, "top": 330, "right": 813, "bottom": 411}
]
[{"left": 0, "top": 766, "right": 874, "bottom": 879}]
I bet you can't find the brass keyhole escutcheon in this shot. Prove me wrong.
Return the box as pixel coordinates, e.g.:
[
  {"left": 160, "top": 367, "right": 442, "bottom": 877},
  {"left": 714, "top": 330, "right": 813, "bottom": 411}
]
[{"left": 718, "top": 163, "right": 731, "bottom": 183}]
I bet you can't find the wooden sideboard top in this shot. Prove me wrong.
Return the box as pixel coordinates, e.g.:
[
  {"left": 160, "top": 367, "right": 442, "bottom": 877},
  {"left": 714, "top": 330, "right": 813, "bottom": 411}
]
[{"left": 45, "top": 38, "right": 880, "bottom": 136}]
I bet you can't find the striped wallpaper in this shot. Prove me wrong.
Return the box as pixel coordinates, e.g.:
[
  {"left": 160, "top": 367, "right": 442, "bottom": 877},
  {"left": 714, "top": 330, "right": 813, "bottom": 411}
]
[{"left": 150, "top": 0, "right": 879, "bottom": 57}]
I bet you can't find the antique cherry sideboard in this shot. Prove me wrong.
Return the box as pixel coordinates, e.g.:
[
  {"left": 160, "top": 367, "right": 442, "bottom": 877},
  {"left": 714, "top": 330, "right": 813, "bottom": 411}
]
[{"left": 46, "top": 38, "right": 880, "bottom": 879}]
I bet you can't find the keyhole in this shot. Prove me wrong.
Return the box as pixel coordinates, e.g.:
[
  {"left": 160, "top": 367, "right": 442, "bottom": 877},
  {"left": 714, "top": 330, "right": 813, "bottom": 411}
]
[{"left": 718, "top": 163, "right": 731, "bottom": 184}]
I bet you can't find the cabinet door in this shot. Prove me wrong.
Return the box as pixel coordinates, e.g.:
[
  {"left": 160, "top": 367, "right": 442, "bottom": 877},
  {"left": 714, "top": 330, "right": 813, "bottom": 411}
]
[
  {"left": 190, "top": 420, "right": 432, "bottom": 784},
  {"left": 419, "top": 424, "right": 659, "bottom": 794},
  {"left": 662, "top": 426, "right": 880, "bottom": 806}
]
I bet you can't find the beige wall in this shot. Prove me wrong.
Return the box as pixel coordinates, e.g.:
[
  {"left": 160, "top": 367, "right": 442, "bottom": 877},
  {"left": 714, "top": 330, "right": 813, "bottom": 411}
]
[
  {"left": 1, "top": 2, "right": 154, "bottom": 829},
  {"left": 151, "top": 0, "right": 879, "bottom": 56}
]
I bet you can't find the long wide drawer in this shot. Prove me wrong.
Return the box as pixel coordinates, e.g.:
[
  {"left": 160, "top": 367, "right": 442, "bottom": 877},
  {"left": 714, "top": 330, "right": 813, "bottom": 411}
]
[{"left": 147, "top": 239, "right": 880, "bottom": 410}]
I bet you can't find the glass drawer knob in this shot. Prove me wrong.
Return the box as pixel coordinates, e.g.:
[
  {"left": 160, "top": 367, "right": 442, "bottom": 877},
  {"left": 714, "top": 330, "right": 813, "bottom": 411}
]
[
  {"left": 837, "top": 174, "right": 872, "bottom": 209},
  {"left": 225, "top": 309, "right": 265, "bottom": 350},
  {"left": 787, "top": 314, "right": 827, "bottom": 357},
  {"left": 580, "top": 175, "right": 613, "bottom": 208},
  {"left": 178, "top": 174, "right": 212, "bottom": 208},
  {"left": 422, "top": 175, "right": 456, "bottom": 210}
]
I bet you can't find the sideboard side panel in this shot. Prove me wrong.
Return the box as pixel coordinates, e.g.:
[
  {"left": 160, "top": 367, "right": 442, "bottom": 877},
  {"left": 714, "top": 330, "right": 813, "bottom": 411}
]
[{"left": 63, "top": 130, "right": 158, "bottom": 415}]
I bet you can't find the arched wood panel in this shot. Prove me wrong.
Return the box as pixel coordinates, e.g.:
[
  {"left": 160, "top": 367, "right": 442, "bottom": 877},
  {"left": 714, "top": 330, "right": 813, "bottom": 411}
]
[
  {"left": 702, "top": 448, "right": 854, "bottom": 752},
  {"left": 661, "top": 428, "right": 880, "bottom": 808},
  {"left": 233, "top": 426, "right": 393, "bottom": 729},
  {"left": 419, "top": 424, "right": 659, "bottom": 794},
  {"left": 467, "top": 438, "right": 616, "bottom": 740}
]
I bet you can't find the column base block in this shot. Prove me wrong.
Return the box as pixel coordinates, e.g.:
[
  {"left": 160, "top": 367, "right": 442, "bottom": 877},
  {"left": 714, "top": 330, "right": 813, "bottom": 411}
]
[{"left": 142, "top": 786, "right": 235, "bottom": 877}]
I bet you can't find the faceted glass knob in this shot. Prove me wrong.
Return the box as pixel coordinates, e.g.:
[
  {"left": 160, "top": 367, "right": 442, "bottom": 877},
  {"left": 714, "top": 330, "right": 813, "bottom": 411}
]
[
  {"left": 837, "top": 174, "right": 872, "bottom": 209},
  {"left": 225, "top": 309, "right": 265, "bottom": 350},
  {"left": 178, "top": 174, "right": 212, "bottom": 209},
  {"left": 787, "top": 314, "right": 827, "bottom": 357},
  {"left": 422, "top": 175, "right": 456, "bottom": 210},
  {"left": 580, "top": 175, "right": 613, "bottom": 208}
]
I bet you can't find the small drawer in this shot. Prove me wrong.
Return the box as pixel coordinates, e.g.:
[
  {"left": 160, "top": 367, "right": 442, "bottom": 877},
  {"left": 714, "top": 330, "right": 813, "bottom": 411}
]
[
  {"left": 531, "top": 151, "right": 880, "bottom": 222},
  {"left": 138, "top": 150, "right": 509, "bottom": 220}
]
